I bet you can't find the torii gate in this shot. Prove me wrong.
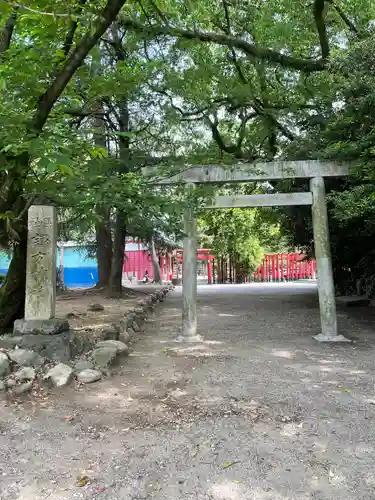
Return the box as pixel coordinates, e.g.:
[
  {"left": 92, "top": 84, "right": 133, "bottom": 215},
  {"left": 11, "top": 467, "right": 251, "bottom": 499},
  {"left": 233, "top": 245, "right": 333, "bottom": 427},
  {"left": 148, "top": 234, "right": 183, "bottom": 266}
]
[
  {"left": 176, "top": 248, "right": 214, "bottom": 284},
  {"left": 145, "top": 160, "right": 350, "bottom": 343}
]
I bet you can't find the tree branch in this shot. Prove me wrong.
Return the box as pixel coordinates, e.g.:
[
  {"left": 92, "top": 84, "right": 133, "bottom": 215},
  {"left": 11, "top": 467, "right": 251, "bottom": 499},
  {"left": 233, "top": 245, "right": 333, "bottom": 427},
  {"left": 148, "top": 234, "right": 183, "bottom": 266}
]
[
  {"left": 32, "top": 0, "right": 127, "bottom": 133},
  {"left": 0, "top": 8, "right": 18, "bottom": 56},
  {"left": 121, "top": 18, "right": 326, "bottom": 72},
  {"left": 313, "top": 0, "right": 329, "bottom": 59},
  {"left": 236, "top": 110, "right": 255, "bottom": 150},
  {"left": 13, "top": 2, "right": 69, "bottom": 17},
  {"left": 330, "top": 1, "right": 359, "bottom": 34},
  {"left": 148, "top": 0, "right": 170, "bottom": 25},
  {"left": 206, "top": 116, "right": 256, "bottom": 160},
  {"left": 62, "top": 0, "right": 88, "bottom": 57}
]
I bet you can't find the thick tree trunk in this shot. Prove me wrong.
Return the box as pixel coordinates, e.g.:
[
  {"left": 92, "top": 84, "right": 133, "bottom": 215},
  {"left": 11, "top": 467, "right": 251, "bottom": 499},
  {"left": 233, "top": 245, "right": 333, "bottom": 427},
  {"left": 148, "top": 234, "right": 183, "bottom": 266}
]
[
  {"left": 0, "top": 226, "right": 27, "bottom": 332},
  {"left": 151, "top": 238, "right": 162, "bottom": 284},
  {"left": 109, "top": 210, "right": 126, "bottom": 296},
  {"left": 95, "top": 206, "right": 112, "bottom": 288},
  {"left": 107, "top": 25, "right": 131, "bottom": 298}
]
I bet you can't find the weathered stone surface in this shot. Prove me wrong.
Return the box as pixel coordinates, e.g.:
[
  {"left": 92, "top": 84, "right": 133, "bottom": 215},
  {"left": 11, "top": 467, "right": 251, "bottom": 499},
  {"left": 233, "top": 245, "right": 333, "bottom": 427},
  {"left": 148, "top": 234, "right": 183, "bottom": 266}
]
[
  {"left": 2, "top": 333, "right": 71, "bottom": 363},
  {"left": 147, "top": 160, "right": 349, "bottom": 184},
  {"left": 91, "top": 346, "right": 117, "bottom": 368},
  {"left": 0, "top": 335, "right": 20, "bottom": 350},
  {"left": 310, "top": 176, "right": 347, "bottom": 341},
  {"left": 74, "top": 359, "right": 94, "bottom": 373},
  {"left": 44, "top": 363, "right": 74, "bottom": 387},
  {"left": 119, "top": 318, "right": 129, "bottom": 332},
  {"left": 102, "top": 325, "right": 119, "bottom": 341},
  {"left": 134, "top": 307, "right": 146, "bottom": 319},
  {"left": 9, "top": 349, "right": 43, "bottom": 368},
  {"left": 119, "top": 331, "right": 131, "bottom": 344},
  {"left": 150, "top": 294, "right": 158, "bottom": 303},
  {"left": 6, "top": 378, "right": 16, "bottom": 388},
  {"left": 145, "top": 297, "right": 154, "bottom": 310},
  {"left": 41, "top": 333, "right": 71, "bottom": 362},
  {"left": 131, "top": 320, "right": 141, "bottom": 332},
  {"left": 13, "top": 380, "right": 33, "bottom": 395},
  {"left": 25, "top": 205, "right": 57, "bottom": 320},
  {"left": 124, "top": 313, "right": 136, "bottom": 329},
  {"left": 13, "top": 318, "right": 69, "bottom": 336},
  {"left": 14, "top": 366, "right": 36, "bottom": 381},
  {"left": 69, "top": 330, "right": 96, "bottom": 358},
  {"left": 95, "top": 340, "right": 128, "bottom": 355},
  {"left": 0, "top": 380, "right": 5, "bottom": 391},
  {"left": 77, "top": 369, "right": 102, "bottom": 384},
  {"left": 125, "top": 311, "right": 144, "bottom": 331},
  {"left": 88, "top": 303, "right": 105, "bottom": 312},
  {"left": 0, "top": 352, "right": 10, "bottom": 378},
  {"left": 12, "top": 381, "right": 32, "bottom": 395}
]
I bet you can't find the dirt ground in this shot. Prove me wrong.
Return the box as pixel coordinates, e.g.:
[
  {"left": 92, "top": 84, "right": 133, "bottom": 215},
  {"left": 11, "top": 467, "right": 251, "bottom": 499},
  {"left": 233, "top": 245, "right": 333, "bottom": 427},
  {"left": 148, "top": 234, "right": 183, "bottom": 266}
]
[
  {"left": 1, "top": 282, "right": 375, "bottom": 500},
  {"left": 55, "top": 285, "right": 160, "bottom": 338}
]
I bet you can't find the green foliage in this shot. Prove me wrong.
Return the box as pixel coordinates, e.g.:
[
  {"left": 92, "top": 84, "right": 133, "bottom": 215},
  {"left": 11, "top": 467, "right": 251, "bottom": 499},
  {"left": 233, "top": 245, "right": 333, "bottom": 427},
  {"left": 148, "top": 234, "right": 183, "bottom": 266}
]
[
  {"left": 198, "top": 191, "right": 288, "bottom": 275},
  {"left": 2, "top": 0, "right": 375, "bottom": 300},
  {"left": 282, "top": 34, "right": 375, "bottom": 294}
]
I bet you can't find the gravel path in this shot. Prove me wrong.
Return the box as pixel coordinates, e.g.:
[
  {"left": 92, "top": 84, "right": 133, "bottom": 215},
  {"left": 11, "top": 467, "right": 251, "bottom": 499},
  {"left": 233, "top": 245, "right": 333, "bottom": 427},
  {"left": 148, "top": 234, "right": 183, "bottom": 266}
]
[{"left": 1, "top": 283, "right": 375, "bottom": 500}]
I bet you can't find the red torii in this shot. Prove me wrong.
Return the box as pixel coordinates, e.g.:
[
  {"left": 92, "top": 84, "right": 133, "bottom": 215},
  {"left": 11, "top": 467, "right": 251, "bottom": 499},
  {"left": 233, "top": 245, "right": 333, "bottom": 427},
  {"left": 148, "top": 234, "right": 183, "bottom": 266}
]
[{"left": 175, "top": 248, "right": 214, "bottom": 284}]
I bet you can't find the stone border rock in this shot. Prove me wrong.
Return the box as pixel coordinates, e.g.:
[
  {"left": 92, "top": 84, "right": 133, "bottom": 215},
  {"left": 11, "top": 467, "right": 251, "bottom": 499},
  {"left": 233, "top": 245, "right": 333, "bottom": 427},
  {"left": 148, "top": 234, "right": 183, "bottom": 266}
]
[
  {"left": 0, "top": 285, "right": 175, "bottom": 396},
  {"left": 74, "top": 284, "right": 174, "bottom": 381}
]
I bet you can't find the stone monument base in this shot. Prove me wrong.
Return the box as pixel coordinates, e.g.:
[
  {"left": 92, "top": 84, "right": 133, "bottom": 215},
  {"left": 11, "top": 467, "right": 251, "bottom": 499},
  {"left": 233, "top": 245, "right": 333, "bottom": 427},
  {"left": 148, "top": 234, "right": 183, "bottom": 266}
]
[
  {"left": 0, "top": 332, "right": 72, "bottom": 362},
  {"left": 0, "top": 318, "right": 76, "bottom": 363},
  {"left": 13, "top": 318, "right": 70, "bottom": 336}
]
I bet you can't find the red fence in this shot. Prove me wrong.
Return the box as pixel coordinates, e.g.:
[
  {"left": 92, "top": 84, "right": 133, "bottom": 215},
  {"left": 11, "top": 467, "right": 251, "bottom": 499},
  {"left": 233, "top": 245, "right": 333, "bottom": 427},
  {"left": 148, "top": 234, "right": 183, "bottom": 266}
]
[{"left": 253, "top": 253, "right": 316, "bottom": 282}]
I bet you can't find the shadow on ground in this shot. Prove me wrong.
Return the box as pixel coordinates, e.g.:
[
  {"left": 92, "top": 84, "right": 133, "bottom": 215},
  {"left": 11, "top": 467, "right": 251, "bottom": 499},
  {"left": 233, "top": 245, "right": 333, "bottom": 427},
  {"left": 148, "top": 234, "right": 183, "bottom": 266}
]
[{"left": 1, "top": 283, "right": 375, "bottom": 499}]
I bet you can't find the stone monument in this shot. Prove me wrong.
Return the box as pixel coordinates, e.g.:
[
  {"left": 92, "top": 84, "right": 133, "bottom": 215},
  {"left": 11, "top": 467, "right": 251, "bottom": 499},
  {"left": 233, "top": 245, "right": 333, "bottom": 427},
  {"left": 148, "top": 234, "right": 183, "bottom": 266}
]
[
  {"left": 10, "top": 205, "right": 71, "bottom": 360},
  {"left": 25, "top": 204, "right": 57, "bottom": 321}
]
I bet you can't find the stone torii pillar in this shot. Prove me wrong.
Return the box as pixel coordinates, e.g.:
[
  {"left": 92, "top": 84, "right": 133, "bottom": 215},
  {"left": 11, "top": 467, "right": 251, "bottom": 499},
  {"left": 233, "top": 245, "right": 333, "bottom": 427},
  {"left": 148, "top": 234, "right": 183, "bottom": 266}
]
[
  {"left": 178, "top": 185, "right": 202, "bottom": 341},
  {"left": 310, "top": 177, "right": 350, "bottom": 342}
]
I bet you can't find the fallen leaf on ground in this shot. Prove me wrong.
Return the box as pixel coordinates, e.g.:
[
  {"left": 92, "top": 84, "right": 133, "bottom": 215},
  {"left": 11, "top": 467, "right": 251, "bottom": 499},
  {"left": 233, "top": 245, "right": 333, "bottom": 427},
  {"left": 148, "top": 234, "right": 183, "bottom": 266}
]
[
  {"left": 76, "top": 475, "right": 90, "bottom": 487},
  {"left": 222, "top": 461, "right": 240, "bottom": 469}
]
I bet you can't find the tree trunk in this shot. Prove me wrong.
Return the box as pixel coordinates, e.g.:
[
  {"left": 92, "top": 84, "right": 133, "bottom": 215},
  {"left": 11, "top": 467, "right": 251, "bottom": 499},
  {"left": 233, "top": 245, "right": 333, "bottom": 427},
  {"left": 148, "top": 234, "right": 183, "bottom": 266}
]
[
  {"left": 0, "top": 226, "right": 27, "bottom": 332},
  {"left": 217, "top": 258, "right": 223, "bottom": 284},
  {"left": 109, "top": 209, "right": 126, "bottom": 296},
  {"left": 107, "top": 25, "right": 131, "bottom": 298},
  {"left": 95, "top": 206, "right": 112, "bottom": 288},
  {"left": 151, "top": 238, "right": 162, "bottom": 284}
]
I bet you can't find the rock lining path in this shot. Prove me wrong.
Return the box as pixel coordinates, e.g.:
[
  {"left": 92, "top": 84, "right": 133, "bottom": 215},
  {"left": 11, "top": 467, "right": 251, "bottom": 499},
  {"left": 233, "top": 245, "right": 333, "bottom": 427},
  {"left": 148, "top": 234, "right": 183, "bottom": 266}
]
[{"left": 1, "top": 283, "right": 375, "bottom": 499}]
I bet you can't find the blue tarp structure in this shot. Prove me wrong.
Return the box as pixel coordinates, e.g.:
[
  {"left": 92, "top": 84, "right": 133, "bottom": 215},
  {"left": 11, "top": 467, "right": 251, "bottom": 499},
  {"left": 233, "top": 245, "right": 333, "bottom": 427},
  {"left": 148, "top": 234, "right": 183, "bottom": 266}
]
[{"left": 0, "top": 246, "right": 98, "bottom": 289}]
